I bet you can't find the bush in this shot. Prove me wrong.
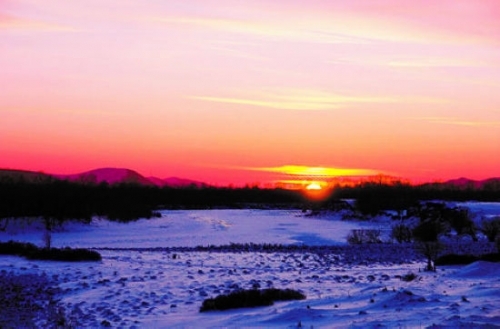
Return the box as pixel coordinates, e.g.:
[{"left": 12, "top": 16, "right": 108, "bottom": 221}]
[
  {"left": 413, "top": 220, "right": 445, "bottom": 242},
  {"left": 448, "top": 207, "right": 476, "bottom": 238},
  {"left": 0, "top": 240, "right": 38, "bottom": 256},
  {"left": 481, "top": 217, "right": 500, "bottom": 242},
  {"left": 26, "top": 247, "right": 102, "bottom": 262},
  {"left": 346, "top": 229, "right": 382, "bottom": 245},
  {"left": 391, "top": 224, "right": 413, "bottom": 243},
  {"left": 435, "top": 254, "right": 479, "bottom": 265},
  {"left": 436, "top": 253, "right": 500, "bottom": 265},
  {"left": 400, "top": 272, "right": 418, "bottom": 282},
  {"left": 0, "top": 241, "right": 101, "bottom": 262},
  {"left": 200, "top": 288, "right": 306, "bottom": 312}
]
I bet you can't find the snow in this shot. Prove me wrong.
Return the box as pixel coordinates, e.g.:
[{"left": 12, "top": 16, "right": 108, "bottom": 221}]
[
  {"left": 1, "top": 204, "right": 500, "bottom": 328},
  {"left": 1, "top": 209, "right": 387, "bottom": 248},
  {"left": 455, "top": 201, "right": 500, "bottom": 218}
]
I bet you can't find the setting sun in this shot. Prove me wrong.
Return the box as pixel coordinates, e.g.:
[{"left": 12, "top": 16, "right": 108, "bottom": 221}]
[
  {"left": 303, "top": 181, "right": 331, "bottom": 201},
  {"left": 306, "top": 182, "right": 322, "bottom": 190}
]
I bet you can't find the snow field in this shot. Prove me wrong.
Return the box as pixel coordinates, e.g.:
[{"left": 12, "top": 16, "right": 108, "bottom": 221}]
[{"left": 1, "top": 204, "right": 500, "bottom": 328}]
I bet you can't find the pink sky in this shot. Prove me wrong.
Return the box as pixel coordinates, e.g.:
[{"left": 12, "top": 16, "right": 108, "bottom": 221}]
[{"left": 1, "top": 0, "right": 499, "bottom": 186}]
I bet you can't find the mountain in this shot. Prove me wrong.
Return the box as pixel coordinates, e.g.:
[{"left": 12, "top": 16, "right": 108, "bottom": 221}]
[
  {"left": 1, "top": 167, "right": 497, "bottom": 189},
  {"left": 162, "top": 177, "right": 207, "bottom": 188},
  {"left": 443, "top": 177, "right": 500, "bottom": 189},
  {"left": 146, "top": 176, "right": 168, "bottom": 187},
  {"left": 61, "top": 168, "right": 208, "bottom": 187},
  {"left": 60, "top": 168, "right": 155, "bottom": 186},
  {"left": 0, "top": 169, "right": 52, "bottom": 182},
  {"left": 444, "top": 177, "right": 480, "bottom": 188},
  {"left": 0, "top": 167, "right": 208, "bottom": 187}
]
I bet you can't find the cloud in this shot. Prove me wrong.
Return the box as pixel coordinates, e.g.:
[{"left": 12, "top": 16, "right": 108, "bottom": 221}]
[
  {"left": 147, "top": 16, "right": 373, "bottom": 45},
  {"left": 332, "top": 0, "right": 500, "bottom": 46},
  {"left": 0, "top": 13, "right": 75, "bottom": 32},
  {"left": 146, "top": 0, "right": 500, "bottom": 47},
  {"left": 192, "top": 89, "right": 446, "bottom": 110},
  {"left": 414, "top": 116, "right": 500, "bottom": 127},
  {"left": 387, "top": 58, "right": 491, "bottom": 69},
  {"left": 245, "top": 165, "right": 380, "bottom": 178}
]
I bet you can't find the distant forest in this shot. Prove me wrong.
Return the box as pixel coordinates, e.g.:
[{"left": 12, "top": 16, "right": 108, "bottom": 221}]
[{"left": 0, "top": 175, "right": 499, "bottom": 224}]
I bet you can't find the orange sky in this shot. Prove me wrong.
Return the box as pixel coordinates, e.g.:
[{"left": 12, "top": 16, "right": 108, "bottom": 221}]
[{"left": 1, "top": 0, "right": 499, "bottom": 186}]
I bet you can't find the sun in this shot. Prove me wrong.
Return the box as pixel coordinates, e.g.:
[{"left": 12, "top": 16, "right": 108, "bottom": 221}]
[
  {"left": 303, "top": 181, "right": 331, "bottom": 201},
  {"left": 306, "top": 182, "right": 322, "bottom": 190}
]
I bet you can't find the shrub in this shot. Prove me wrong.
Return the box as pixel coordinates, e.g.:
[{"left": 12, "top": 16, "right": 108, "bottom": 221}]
[
  {"left": 448, "top": 207, "right": 476, "bottom": 238},
  {"left": 481, "top": 217, "right": 500, "bottom": 242},
  {"left": 365, "top": 230, "right": 382, "bottom": 243},
  {"left": 0, "top": 241, "right": 101, "bottom": 262},
  {"left": 400, "top": 272, "right": 418, "bottom": 282},
  {"left": 391, "top": 224, "right": 413, "bottom": 243},
  {"left": 435, "top": 254, "right": 479, "bottom": 265},
  {"left": 346, "top": 229, "right": 382, "bottom": 245},
  {"left": 414, "top": 203, "right": 477, "bottom": 240},
  {"left": 0, "top": 240, "right": 38, "bottom": 256},
  {"left": 26, "top": 247, "right": 102, "bottom": 262},
  {"left": 436, "top": 253, "right": 500, "bottom": 265},
  {"left": 413, "top": 220, "right": 445, "bottom": 242},
  {"left": 200, "top": 288, "right": 306, "bottom": 312},
  {"left": 346, "top": 230, "right": 364, "bottom": 245},
  {"left": 482, "top": 253, "right": 500, "bottom": 262}
]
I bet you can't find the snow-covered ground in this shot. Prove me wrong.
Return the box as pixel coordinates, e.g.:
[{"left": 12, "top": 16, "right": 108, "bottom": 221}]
[
  {"left": 1, "top": 203, "right": 500, "bottom": 328},
  {"left": 1, "top": 209, "right": 388, "bottom": 248}
]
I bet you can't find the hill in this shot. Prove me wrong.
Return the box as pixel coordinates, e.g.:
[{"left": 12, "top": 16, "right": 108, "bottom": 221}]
[
  {"left": 0, "top": 169, "right": 52, "bottom": 182},
  {"left": 444, "top": 177, "right": 500, "bottom": 189},
  {"left": 0, "top": 167, "right": 207, "bottom": 188},
  {"left": 59, "top": 168, "right": 155, "bottom": 186}
]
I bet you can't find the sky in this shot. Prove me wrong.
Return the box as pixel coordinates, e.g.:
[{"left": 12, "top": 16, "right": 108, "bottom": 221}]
[{"left": 1, "top": 0, "right": 499, "bottom": 186}]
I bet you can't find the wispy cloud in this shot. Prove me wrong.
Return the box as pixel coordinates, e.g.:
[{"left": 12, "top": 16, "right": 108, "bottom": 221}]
[
  {"left": 204, "top": 43, "right": 269, "bottom": 62},
  {"left": 328, "top": 56, "right": 495, "bottom": 70},
  {"left": 387, "top": 58, "right": 490, "bottom": 69},
  {"left": 0, "top": 13, "right": 75, "bottom": 32},
  {"left": 414, "top": 116, "right": 500, "bottom": 127},
  {"left": 147, "top": 16, "right": 372, "bottom": 45},
  {"left": 133, "top": 0, "right": 500, "bottom": 48},
  {"left": 192, "top": 89, "right": 447, "bottom": 110}
]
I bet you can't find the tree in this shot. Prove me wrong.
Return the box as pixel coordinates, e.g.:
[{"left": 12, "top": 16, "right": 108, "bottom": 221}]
[
  {"left": 413, "top": 205, "right": 447, "bottom": 271},
  {"left": 481, "top": 217, "right": 500, "bottom": 242},
  {"left": 391, "top": 224, "right": 413, "bottom": 243},
  {"left": 415, "top": 241, "right": 441, "bottom": 271},
  {"left": 446, "top": 207, "right": 476, "bottom": 240}
]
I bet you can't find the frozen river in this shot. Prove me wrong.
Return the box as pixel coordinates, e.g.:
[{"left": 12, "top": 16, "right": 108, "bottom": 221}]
[{"left": 1, "top": 201, "right": 499, "bottom": 249}]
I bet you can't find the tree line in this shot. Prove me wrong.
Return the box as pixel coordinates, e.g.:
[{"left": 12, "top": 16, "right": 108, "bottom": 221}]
[
  {"left": 327, "top": 181, "right": 500, "bottom": 216},
  {"left": 1, "top": 176, "right": 499, "bottom": 226},
  {"left": 0, "top": 176, "right": 305, "bottom": 226}
]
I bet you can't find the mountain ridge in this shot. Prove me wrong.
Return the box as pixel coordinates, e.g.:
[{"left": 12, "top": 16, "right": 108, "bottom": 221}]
[
  {"left": 0, "top": 167, "right": 498, "bottom": 188},
  {"left": 0, "top": 167, "right": 206, "bottom": 188}
]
